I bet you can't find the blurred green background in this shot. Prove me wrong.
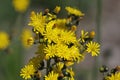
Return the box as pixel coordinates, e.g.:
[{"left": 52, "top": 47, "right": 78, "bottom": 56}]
[{"left": 1, "top": 0, "right": 120, "bottom": 80}]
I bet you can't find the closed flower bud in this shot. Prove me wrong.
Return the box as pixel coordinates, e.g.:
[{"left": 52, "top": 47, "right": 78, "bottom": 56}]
[
  {"left": 27, "top": 37, "right": 34, "bottom": 45},
  {"left": 115, "top": 66, "right": 120, "bottom": 71},
  {"left": 44, "top": 9, "right": 49, "bottom": 15},
  {"left": 89, "top": 31, "right": 95, "bottom": 38},
  {"left": 71, "top": 25, "right": 77, "bottom": 31},
  {"left": 99, "top": 65, "right": 109, "bottom": 73}
]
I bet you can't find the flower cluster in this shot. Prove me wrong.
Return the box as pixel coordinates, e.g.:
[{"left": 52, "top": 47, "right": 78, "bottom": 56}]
[{"left": 20, "top": 6, "right": 100, "bottom": 80}]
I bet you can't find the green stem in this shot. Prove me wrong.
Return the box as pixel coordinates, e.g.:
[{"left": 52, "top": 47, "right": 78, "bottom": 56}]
[
  {"left": 93, "top": 0, "right": 102, "bottom": 80},
  {"left": 46, "top": 59, "right": 51, "bottom": 75}
]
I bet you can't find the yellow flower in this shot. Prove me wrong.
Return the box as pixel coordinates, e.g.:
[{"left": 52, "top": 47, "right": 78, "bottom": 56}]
[
  {"left": 46, "top": 13, "right": 57, "bottom": 21},
  {"left": 53, "top": 62, "right": 64, "bottom": 73},
  {"left": 0, "top": 31, "right": 10, "bottom": 50},
  {"left": 43, "top": 20, "right": 77, "bottom": 44},
  {"left": 21, "top": 29, "right": 34, "bottom": 48},
  {"left": 57, "top": 29, "right": 77, "bottom": 44},
  {"left": 12, "top": 0, "right": 30, "bottom": 13},
  {"left": 105, "top": 72, "right": 120, "bottom": 80},
  {"left": 44, "top": 44, "right": 57, "bottom": 59},
  {"left": 68, "top": 45, "right": 84, "bottom": 62},
  {"left": 44, "top": 43, "right": 84, "bottom": 62},
  {"left": 20, "top": 65, "right": 36, "bottom": 80},
  {"left": 55, "top": 19, "right": 67, "bottom": 29},
  {"left": 44, "top": 27, "right": 59, "bottom": 43},
  {"left": 79, "top": 30, "right": 89, "bottom": 42},
  {"left": 44, "top": 27, "right": 77, "bottom": 44},
  {"left": 45, "top": 71, "right": 58, "bottom": 80},
  {"left": 45, "top": 20, "right": 56, "bottom": 32},
  {"left": 54, "top": 6, "right": 61, "bottom": 14},
  {"left": 65, "top": 61, "right": 74, "bottom": 67},
  {"left": 86, "top": 41, "right": 100, "bottom": 56},
  {"left": 28, "top": 11, "right": 46, "bottom": 35},
  {"left": 65, "top": 6, "right": 84, "bottom": 16},
  {"left": 66, "top": 68, "right": 75, "bottom": 77}
]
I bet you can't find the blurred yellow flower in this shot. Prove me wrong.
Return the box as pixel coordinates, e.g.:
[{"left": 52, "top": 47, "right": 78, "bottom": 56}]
[
  {"left": 86, "top": 41, "right": 100, "bottom": 56},
  {"left": 45, "top": 71, "right": 58, "bottom": 80},
  {"left": 0, "top": 31, "right": 10, "bottom": 50},
  {"left": 105, "top": 72, "right": 120, "bottom": 80},
  {"left": 12, "top": 0, "right": 30, "bottom": 13},
  {"left": 65, "top": 6, "right": 84, "bottom": 16},
  {"left": 21, "top": 29, "right": 34, "bottom": 48},
  {"left": 20, "top": 65, "right": 36, "bottom": 80}
]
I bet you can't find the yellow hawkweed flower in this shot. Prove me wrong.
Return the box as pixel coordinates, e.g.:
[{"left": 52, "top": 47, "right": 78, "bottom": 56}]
[
  {"left": 86, "top": 41, "right": 100, "bottom": 56},
  {"left": 21, "top": 29, "right": 34, "bottom": 48},
  {"left": 12, "top": 0, "right": 30, "bottom": 13},
  {"left": 79, "top": 30, "right": 89, "bottom": 42},
  {"left": 105, "top": 72, "right": 120, "bottom": 80},
  {"left": 54, "top": 6, "right": 61, "bottom": 14},
  {"left": 45, "top": 71, "right": 59, "bottom": 80},
  {"left": 65, "top": 6, "right": 84, "bottom": 16},
  {"left": 0, "top": 31, "right": 10, "bottom": 50},
  {"left": 68, "top": 45, "right": 84, "bottom": 62},
  {"left": 44, "top": 25, "right": 77, "bottom": 44},
  {"left": 20, "top": 65, "right": 36, "bottom": 80},
  {"left": 44, "top": 44, "right": 57, "bottom": 60},
  {"left": 57, "top": 29, "right": 77, "bottom": 44},
  {"left": 45, "top": 20, "right": 56, "bottom": 32},
  {"left": 28, "top": 11, "right": 46, "bottom": 35}
]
